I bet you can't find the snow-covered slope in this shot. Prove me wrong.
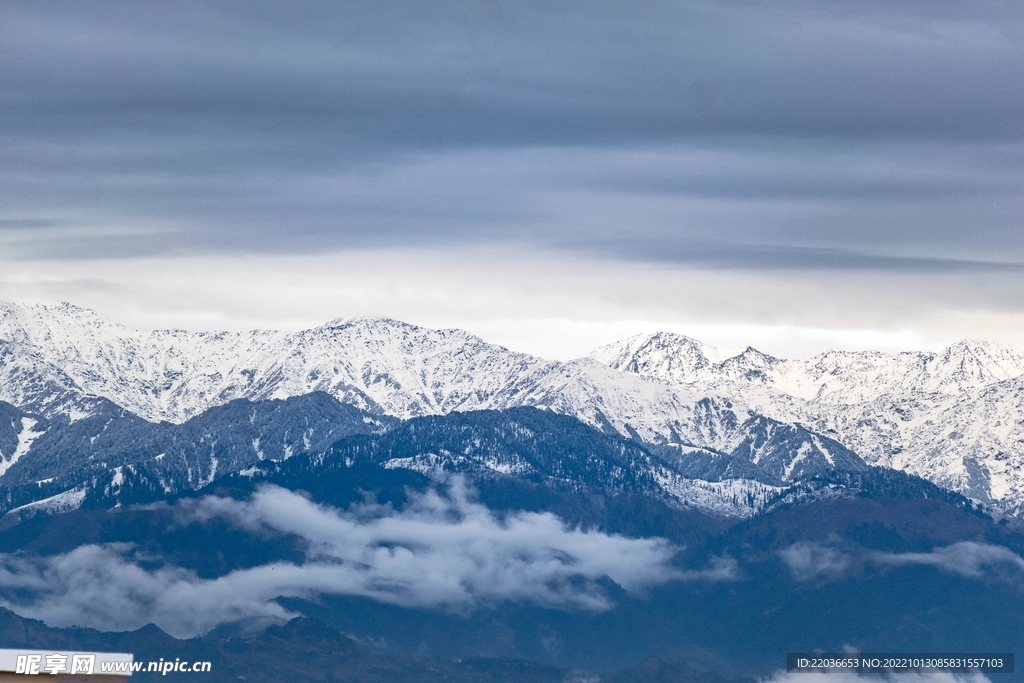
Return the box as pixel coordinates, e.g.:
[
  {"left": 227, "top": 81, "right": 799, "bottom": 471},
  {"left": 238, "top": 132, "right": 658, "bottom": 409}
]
[
  {"left": 592, "top": 331, "right": 1024, "bottom": 512},
  {"left": 593, "top": 333, "right": 1024, "bottom": 403},
  {"left": 0, "top": 303, "right": 873, "bottom": 504},
  {"left": 0, "top": 303, "right": 753, "bottom": 456},
  {"left": 3, "top": 303, "right": 1021, "bottom": 513}
]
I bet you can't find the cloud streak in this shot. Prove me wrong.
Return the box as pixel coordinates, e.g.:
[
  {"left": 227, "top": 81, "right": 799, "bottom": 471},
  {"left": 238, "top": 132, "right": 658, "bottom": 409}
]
[
  {"left": 0, "top": 482, "right": 723, "bottom": 637},
  {"left": 875, "top": 541, "right": 1024, "bottom": 578},
  {"left": 779, "top": 541, "right": 1024, "bottom": 582}
]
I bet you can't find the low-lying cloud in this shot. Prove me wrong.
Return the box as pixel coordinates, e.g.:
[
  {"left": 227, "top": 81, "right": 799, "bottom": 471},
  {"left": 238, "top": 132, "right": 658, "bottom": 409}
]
[
  {"left": 874, "top": 541, "right": 1024, "bottom": 578},
  {"left": 778, "top": 542, "right": 851, "bottom": 581},
  {"left": 0, "top": 482, "right": 727, "bottom": 637},
  {"left": 779, "top": 541, "right": 1024, "bottom": 582}
]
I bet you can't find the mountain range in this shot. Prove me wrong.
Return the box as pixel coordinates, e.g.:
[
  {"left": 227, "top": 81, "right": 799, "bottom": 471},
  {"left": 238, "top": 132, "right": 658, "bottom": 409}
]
[
  {"left": 593, "top": 332, "right": 1024, "bottom": 512},
  {"left": 0, "top": 301, "right": 1021, "bottom": 515}
]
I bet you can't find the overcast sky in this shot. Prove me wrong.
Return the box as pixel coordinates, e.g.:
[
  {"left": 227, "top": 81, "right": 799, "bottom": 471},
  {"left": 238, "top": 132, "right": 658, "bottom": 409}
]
[{"left": 1, "top": 1, "right": 1022, "bottom": 358}]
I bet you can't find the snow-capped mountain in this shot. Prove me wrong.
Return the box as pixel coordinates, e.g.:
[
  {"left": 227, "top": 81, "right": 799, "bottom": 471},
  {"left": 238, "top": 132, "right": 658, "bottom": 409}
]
[
  {"left": 0, "top": 304, "right": 876, "bottom": 486},
  {"left": 593, "top": 332, "right": 1024, "bottom": 402},
  {"left": 592, "top": 331, "right": 1024, "bottom": 513},
  {"left": 0, "top": 303, "right": 750, "bottom": 454},
  {"left": 1, "top": 302, "right": 1022, "bottom": 514}
]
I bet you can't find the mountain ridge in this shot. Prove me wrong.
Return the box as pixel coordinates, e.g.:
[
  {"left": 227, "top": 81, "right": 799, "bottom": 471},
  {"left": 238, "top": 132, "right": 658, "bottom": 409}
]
[
  {"left": 2, "top": 302, "right": 1023, "bottom": 513},
  {"left": 592, "top": 330, "right": 1024, "bottom": 514}
]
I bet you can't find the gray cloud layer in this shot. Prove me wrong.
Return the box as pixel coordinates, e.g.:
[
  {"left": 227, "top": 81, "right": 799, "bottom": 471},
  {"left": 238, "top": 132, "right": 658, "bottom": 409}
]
[
  {"left": 0, "top": 483, "right": 716, "bottom": 637},
  {"left": 1, "top": 1, "right": 1023, "bottom": 266}
]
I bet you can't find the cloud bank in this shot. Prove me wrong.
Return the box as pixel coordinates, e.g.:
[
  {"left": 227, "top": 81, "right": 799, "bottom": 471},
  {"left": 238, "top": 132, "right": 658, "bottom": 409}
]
[{"left": 0, "top": 483, "right": 714, "bottom": 637}]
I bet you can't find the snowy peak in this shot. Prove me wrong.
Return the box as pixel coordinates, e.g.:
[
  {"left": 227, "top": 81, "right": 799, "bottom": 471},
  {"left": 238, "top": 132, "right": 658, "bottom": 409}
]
[
  {"left": 592, "top": 333, "right": 788, "bottom": 388},
  {"left": 927, "top": 340, "right": 1024, "bottom": 392},
  {"left": 0, "top": 304, "right": 548, "bottom": 423},
  {"left": 715, "top": 347, "right": 783, "bottom": 384},
  {"left": 591, "top": 329, "right": 1024, "bottom": 400},
  {"left": 0, "top": 301, "right": 142, "bottom": 366},
  {"left": 793, "top": 340, "right": 1024, "bottom": 399},
  {"left": 590, "top": 332, "right": 729, "bottom": 384}
]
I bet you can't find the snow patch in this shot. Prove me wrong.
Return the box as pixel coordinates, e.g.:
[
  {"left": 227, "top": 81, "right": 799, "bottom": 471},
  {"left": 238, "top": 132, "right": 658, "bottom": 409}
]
[
  {"left": 810, "top": 435, "right": 834, "bottom": 466},
  {"left": 0, "top": 417, "right": 45, "bottom": 478},
  {"left": 783, "top": 442, "right": 813, "bottom": 481},
  {"left": 67, "top": 407, "right": 92, "bottom": 422},
  {"left": 4, "top": 487, "right": 86, "bottom": 518},
  {"left": 202, "top": 457, "right": 219, "bottom": 486}
]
